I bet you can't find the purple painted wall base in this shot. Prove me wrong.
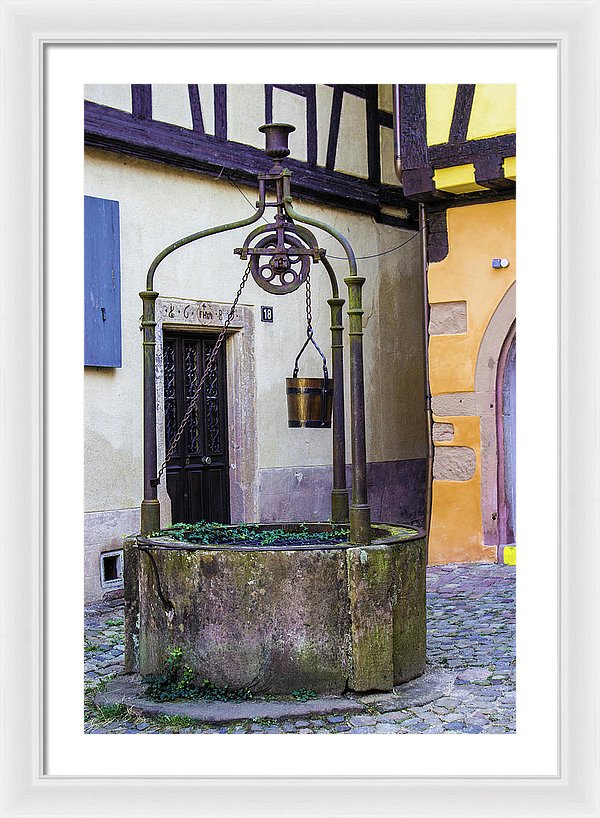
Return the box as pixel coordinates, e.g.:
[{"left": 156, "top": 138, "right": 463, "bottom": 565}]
[{"left": 259, "top": 458, "right": 426, "bottom": 526}]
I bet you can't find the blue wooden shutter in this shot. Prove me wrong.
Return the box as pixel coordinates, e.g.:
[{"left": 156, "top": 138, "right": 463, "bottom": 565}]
[{"left": 84, "top": 196, "right": 122, "bottom": 367}]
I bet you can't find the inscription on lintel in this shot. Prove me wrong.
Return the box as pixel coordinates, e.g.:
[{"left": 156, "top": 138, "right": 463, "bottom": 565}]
[{"left": 159, "top": 300, "right": 244, "bottom": 327}]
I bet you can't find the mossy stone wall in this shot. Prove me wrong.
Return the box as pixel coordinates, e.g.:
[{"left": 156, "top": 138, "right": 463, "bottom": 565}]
[{"left": 133, "top": 531, "right": 426, "bottom": 694}]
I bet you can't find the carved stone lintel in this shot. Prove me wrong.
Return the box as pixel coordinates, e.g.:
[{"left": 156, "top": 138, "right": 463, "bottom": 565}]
[{"left": 159, "top": 299, "right": 244, "bottom": 329}]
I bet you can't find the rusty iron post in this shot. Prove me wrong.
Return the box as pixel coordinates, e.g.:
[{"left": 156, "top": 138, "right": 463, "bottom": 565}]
[
  {"left": 282, "top": 178, "right": 371, "bottom": 544},
  {"left": 140, "top": 289, "right": 160, "bottom": 535},
  {"left": 328, "top": 295, "right": 349, "bottom": 522},
  {"left": 344, "top": 274, "right": 371, "bottom": 543},
  {"left": 139, "top": 204, "right": 267, "bottom": 535}
]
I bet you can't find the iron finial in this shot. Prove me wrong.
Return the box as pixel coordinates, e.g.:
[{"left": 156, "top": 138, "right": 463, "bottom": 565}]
[{"left": 259, "top": 123, "right": 295, "bottom": 161}]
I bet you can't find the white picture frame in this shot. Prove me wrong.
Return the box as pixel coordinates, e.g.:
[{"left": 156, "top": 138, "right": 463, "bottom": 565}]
[{"left": 1, "top": 1, "right": 598, "bottom": 815}]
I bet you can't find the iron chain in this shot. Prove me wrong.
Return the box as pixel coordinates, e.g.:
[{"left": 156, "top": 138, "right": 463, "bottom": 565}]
[
  {"left": 153, "top": 262, "right": 251, "bottom": 486},
  {"left": 305, "top": 271, "right": 313, "bottom": 336}
]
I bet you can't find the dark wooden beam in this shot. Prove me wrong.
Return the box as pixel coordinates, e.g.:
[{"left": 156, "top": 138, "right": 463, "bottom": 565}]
[
  {"left": 84, "top": 101, "right": 416, "bottom": 223},
  {"left": 425, "top": 187, "right": 516, "bottom": 211},
  {"left": 306, "top": 86, "right": 317, "bottom": 165},
  {"left": 429, "top": 133, "right": 516, "bottom": 167},
  {"left": 378, "top": 184, "right": 415, "bottom": 210},
  {"left": 448, "top": 84, "right": 476, "bottom": 144},
  {"left": 214, "top": 85, "right": 227, "bottom": 141},
  {"left": 131, "top": 85, "right": 152, "bottom": 120},
  {"left": 399, "top": 85, "right": 429, "bottom": 170},
  {"left": 400, "top": 168, "right": 437, "bottom": 200},
  {"left": 265, "top": 84, "right": 273, "bottom": 124},
  {"left": 426, "top": 210, "right": 449, "bottom": 262},
  {"left": 325, "top": 84, "right": 368, "bottom": 99},
  {"left": 374, "top": 211, "right": 416, "bottom": 230},
  {"left": 378, "top": 110, "right": 393, "bottom": 129},
  {"left": 188, "top": 85, "right": 204, "bottom": 134},
  {"left": 365, "top": 85, "right": 381, "bottom": 186},
  {"left": 326, "top": 87, "right": 344, "bottom": 171},
  {"left": 474, "top": 153, "right": 515, "bottom": 191}
]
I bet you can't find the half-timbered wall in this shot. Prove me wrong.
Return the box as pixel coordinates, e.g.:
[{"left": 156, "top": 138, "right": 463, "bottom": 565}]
[
  {"left": 398, "top": 83, "right": 516, "bottom": 204},
  {"left": 395, "top": 84, "right": 517, "bottom": 566},
  {"left": 84, "top": 83, "right": 413, "bottom": 227},
  {"left": 83, "top": 84, "right": 427, "bottom": 601}
]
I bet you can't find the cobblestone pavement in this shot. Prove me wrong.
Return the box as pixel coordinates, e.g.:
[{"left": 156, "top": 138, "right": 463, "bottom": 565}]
[{"left": 85, "top": 562, "right": 515, "bottom": 734}]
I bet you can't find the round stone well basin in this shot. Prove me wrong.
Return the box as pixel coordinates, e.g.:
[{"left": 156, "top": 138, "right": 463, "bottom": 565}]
[{"left": 131, "top": 523, "right": 426, "bottom": 695}]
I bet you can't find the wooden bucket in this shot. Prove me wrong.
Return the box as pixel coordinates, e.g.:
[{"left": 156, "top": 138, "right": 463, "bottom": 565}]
[{"left": 286, "top": 377, "right": 334, "bottom": 428}]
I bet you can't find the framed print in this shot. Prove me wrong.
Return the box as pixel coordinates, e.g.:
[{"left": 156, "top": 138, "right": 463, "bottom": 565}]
[{"left": 1, "top": 1, "right": 599, "bottom": 816}]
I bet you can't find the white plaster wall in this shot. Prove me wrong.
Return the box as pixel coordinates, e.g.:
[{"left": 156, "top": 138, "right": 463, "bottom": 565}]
[
  {"left": 316, "top": 85, "right": 334, "bottom": 167},
  {"left": 335, "top": 94, "right": 368, "bottom": 178},
  {"left": 380, "top": 126, "right": 400, "bottom": 186},
  {"left": 226, "top": 85, "right": 265, "bottom": 149},
  {"left": 84, "top": 148, "right": 427, "bottom": 517},
  {"left": 378, "top": 84, "right": 393, "bottom": 113},
  {"left": 151, "top": 84, "right": 193, "bottom": 129},
  {"left": 84, "top": 84, "right": 132, "bottom": 112},
  {"left": 272, "top": 88, "right": 307, "bottom": 162}
]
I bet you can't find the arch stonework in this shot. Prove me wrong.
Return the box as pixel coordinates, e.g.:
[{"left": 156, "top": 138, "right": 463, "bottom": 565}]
[
  {"left": 474, "top": 282, "right": 516, "bottom": 548},
  {"left": 496, "top": 323, "right": 516, "bottom": 548}
]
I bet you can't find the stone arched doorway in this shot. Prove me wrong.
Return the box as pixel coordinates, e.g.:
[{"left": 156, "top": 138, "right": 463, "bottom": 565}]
[
  {"left": 497, "top": 325, "right": 516, "bottom": 548},
  {"left": 474, "top": 282, "right": 516, "bottom": 557}
]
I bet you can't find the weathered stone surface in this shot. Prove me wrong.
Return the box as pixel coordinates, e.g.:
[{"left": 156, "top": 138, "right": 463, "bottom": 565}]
[
  {"left": 346, "top": 536, "right": 427, "bottom": 691},
  {"left": 433, "top": 446, "right": 476, "bottom": 481},
  {"left": 432, "top": 422, "right": 454, "bottom": 442},
  {"left": 135, "top": 526, "right": 427, "bottom": 695},
  {"left": 391, "top": 538, "right": 427, "bottom": 684},
  {"left": 359, "top": 668, "right": 454, "bottom": 710},
  {"left": 429, "top": 301, "right": 467, "bottom": 335},
  {"left": 347, "top": 545, "right": 395, "bottom": 691},
  {"left": 123, "top": 536, "right": 139, "bottom": 674},
  {"left": 138, "top": 545, "right": 351, "bottom": 693},
  {"left": 431, "top": 392, "right": 477, "bottom": 417},
  {"left": 96, "top": 675, "right": 366, "bottom": 723},
  {"left": 86, "top": 562, "right": 516, "bottom": 734}
]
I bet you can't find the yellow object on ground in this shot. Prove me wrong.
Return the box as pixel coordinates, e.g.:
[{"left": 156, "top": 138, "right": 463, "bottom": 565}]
[{"left": 503, "top": 546, "right": 516, "bottom": 566}]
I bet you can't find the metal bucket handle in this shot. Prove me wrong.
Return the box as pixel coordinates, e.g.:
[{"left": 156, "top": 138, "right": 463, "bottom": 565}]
[{"left": 292, "top": 331, "right": 330, "bottom": 426}]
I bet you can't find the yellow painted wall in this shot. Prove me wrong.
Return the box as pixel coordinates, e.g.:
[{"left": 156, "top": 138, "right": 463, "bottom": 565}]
[
  {"left": 429, "top": 416, "right": 484, "bottom": 563},
  {"left": 424, "top": 83, "right": 516, "bottom": 148},
  {"left": 426, "top": 84, "right": 457, "bottom": 146},
  {"left": 467, "top": 84, "right": 516, "bottom": 141},
  {"left": 428, "top": 200, "right": 516, "bottom": 394},
  {"left": 424, "top": 83, "right": 516, "bottom": 195},
  {"left": 433, "top": 164, "right": 486, "bottom": 194},
  {"left": 427, "top": 199, "right": 516, "bottom": 564}
]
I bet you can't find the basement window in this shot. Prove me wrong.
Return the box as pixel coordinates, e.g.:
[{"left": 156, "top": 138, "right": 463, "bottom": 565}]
[{"left": 100, "top": 550, "right": 123, "bottom": 588}]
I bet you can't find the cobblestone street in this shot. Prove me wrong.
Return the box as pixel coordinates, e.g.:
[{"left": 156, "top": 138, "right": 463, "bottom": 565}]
[{"left": 85, "top": 562, "right": 515, "bottom": 734}]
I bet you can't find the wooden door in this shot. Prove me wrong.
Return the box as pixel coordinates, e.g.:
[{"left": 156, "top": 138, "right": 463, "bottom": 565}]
[{"left": 162, "top": 331, "right": 230, "bottom": 524}]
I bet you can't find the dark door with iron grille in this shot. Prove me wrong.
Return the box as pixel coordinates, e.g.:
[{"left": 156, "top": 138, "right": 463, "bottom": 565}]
[{"left": 162, "top": 331, "right": 230, "bottom": 523}]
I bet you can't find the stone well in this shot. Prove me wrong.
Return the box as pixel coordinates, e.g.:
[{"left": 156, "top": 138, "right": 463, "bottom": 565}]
[{"left": 125, "top": 523, "right": 426, "bottom": 694}]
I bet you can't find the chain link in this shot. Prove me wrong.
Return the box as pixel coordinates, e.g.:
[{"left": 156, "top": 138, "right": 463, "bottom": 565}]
[
  {"left": 305, "top": 271, "right": 313, "bottom": 336},
  {"left": 153, "top": 262, "right": 251, "bottom": 487}
]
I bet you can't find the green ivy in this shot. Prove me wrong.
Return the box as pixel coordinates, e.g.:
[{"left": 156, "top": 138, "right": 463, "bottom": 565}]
[
  {"left": 155, "top": 520, "right": 350, "bottom": 548},
  {"left": 291, "top": 688, "right": 317, "bottom": 702},
  {"left": 143, "top": 647, "right": 254, "bottom": 703}
]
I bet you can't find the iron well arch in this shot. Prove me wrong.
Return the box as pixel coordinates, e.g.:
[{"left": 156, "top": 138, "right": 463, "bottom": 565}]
[{"left": 139, "top": 123, "right": 371, "bottom": 544}]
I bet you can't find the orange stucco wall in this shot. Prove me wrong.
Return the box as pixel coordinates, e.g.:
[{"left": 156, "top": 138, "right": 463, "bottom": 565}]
[{"left": 428, "top": 199, "right": 516, "bottom": 564}]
